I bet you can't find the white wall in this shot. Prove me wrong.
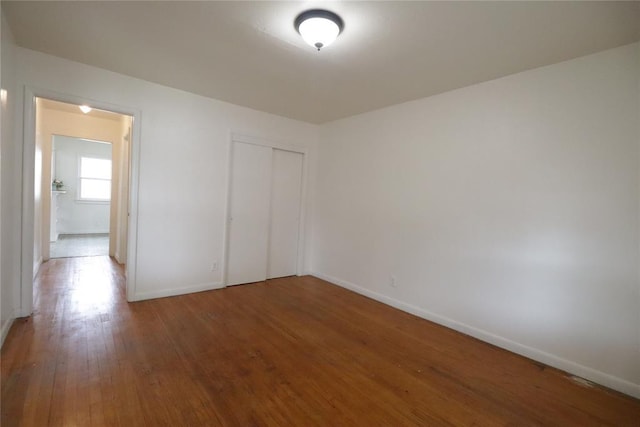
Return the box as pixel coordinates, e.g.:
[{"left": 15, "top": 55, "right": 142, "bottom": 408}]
[
  {"left": 53, "top": 135, "right": 112, "bottom": 235},
  {"left": 9, "top": 45, "right": 318, "bottom": 304},
  {"left": 312, "top": 43, "right": 640, "bottom": 397},
  {"left": 1, "top": 10, "right": 19, "bottom": 345}
]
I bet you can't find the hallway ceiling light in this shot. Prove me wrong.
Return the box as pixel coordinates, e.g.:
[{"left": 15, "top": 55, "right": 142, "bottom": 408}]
[
  {"left": 79, "top": 105, "right": 92, "bottom": 114},
  {"left": 295, "top": 9, "right": 343, "bottom": 51}
]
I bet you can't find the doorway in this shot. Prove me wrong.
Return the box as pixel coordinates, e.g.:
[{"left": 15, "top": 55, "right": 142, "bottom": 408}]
[
  {"left": 36, "top": 98, "right": 132, "bottom": 265},
  {"left": 17, "top": 93, "right": 141, "bottom": 317},
  {"left": 50, "top": 135, "right": 112, "bottom": 258},
  {"left": 17, "top": 86, "right": 141, "bottom": 317}
]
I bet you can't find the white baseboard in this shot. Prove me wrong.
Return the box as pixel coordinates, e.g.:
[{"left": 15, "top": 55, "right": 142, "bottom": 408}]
[
  {"left": 33, "top": 256, "right": 43, "bottom": 279},
  {"left": 0, "top": 311, "right": 17, "bottom": 348},
  {"left": 310, "top": 271, "right": 640, "bottom": 399},
  {"left": 132, "top": 281, "right": 225, "bottom": 301},
  {"left": 58, "top": 230, "right": 109, "bottom": 235}
]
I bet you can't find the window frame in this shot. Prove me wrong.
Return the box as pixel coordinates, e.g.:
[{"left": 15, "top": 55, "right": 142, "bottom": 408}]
[{"left": 77, "top": 155, "right": 112, "bottom": 203}]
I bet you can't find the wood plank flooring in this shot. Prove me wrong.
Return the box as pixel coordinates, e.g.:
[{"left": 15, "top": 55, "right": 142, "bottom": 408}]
[{"left": 2, "top": 256, "right": 639, "bottom": 426}]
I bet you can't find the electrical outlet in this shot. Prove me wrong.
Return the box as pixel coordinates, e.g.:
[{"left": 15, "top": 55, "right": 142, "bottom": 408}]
[
  {"left": 389, "top": 275, "right": 397, "bottom": 288},
  {"left": 211, "top": 261, "right": 219, "bottom": 272}
]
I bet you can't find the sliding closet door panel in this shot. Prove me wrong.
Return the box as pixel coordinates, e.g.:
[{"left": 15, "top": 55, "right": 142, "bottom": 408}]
[
  {"left": 227, "top": 142, "right": 272, "bottom": 286},
  {"left": 268, "top": 149, "right": 303, "bottom": 279}
]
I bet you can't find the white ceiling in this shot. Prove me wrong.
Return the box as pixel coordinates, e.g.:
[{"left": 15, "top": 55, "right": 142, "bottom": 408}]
[{"left": 4, "top": 1, "right": 639, "bottom": 124}]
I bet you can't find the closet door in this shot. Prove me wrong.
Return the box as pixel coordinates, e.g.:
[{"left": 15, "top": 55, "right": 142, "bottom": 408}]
[
  {"left": 268, "top": 149, "right": 304, "bottom": 279},
  {"left": 226, "top": 142, "right": 272, "bottom": 286}
]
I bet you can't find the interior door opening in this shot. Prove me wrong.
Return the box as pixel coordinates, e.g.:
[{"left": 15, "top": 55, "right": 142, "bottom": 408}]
[
  {"left": 50, "top": 136, "right": 113, "bottom": 259},
  {"left": 19, "top": 89, "right": 140, "bottom": 317},
  {"left": 33, "top": 97, "right": 133, "bottom": 271},
  {"left": 35, "top": 98, "right": 133, "bottom": 268}
]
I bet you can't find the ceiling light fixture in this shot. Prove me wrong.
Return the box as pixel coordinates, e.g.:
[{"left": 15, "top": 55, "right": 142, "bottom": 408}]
[
  {"left": 295, "top": 9, "right": 343, "bottom": 51},
  {"left": 79, "top": 105, "right": 92, "bottom": 114}
]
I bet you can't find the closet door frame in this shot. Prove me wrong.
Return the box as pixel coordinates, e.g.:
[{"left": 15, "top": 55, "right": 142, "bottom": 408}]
[{"left": 222, "top": 132, "right": 309, "bottom": 286}]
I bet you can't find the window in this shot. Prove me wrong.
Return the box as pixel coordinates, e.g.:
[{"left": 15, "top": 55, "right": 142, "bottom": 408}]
[{"left": 79, "top": 157, "right": 111, "bottom": 201}]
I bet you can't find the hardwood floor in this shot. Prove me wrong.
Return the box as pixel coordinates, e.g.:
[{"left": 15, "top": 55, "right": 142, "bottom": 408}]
[{"left": 2, "top": 257, "right": 639, "bottom": 426}]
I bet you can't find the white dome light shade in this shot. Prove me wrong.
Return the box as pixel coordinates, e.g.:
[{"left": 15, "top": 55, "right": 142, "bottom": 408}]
[
  {"left": 298, "top": 17, "right": 340, "bottom": 50},
  {"left": 295, "top": 10, "right": 344, "bottom": 51},
  {"left": 79, "top": 105, "right": 92, "bottom": 114}
]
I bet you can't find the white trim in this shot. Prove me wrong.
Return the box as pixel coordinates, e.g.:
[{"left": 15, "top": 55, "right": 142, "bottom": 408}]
[
  {"left": 637, "top": 42, "right": 640, "bottom": 356},
  {"left": 21, "top": 87, "right": 36, "bottom": 317},
  {"left": 311, "top": 271, "right": 640, "bottom": 399},
  {"left": 231, "top": 132, "right": 308, "bottom": 154},
  {"left": 133, "top": 281, "right": 224, "bottom": 301},
  {"left": 223, "top": 132, "right": 309, "bottom": 286},
  {"left": 33, "top": 256, "right": 43, "bottom": 279},
  {"left": 221, "top": 135, "right": 234, "bottom": 287},
  {"left": 125, "top": 109, "right": 141, "bottom": 302},
  {"left": 114, "top": 250, "right": 124, "bottom": 265},
  {"left": 74, "top": 199, "right": 110, "bottom": 205},
  {"left": 55, "top": 229, "right": 110, "bottom": 235},
  {"left": 296, "top": 151, "right": 308, "bottom": 276},
  {"left": 0, "top": 311, "right": 17, "bottom": 348},
  {"left": 265, "top": 150, "right": 275, "bottom": 279},
  {"left": 21, "top": 86, "right": 142, "bottom": 314}
]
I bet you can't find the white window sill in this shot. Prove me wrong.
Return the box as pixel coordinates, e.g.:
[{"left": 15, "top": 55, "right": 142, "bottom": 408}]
[{"left": 75, "top": 199, "right": 110, "bottom": 205}]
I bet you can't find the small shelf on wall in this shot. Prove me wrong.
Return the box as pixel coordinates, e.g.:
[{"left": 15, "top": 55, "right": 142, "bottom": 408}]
[{"left": 52, "top": 190, "right": 67, "bottom": 194}]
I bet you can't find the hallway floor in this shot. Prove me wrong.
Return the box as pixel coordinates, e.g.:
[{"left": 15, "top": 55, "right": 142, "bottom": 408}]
[{"left": 50, "top": 233, "right": 109, "bottom": 258}]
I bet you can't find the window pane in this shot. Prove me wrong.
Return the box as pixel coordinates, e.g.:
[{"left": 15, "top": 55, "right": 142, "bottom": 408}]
[
  {"left": 81, "top": 157, "right": 111, "bottom": 179},
  {"left": 80, "top": 178, "right": 111, "bottom": 200}
]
